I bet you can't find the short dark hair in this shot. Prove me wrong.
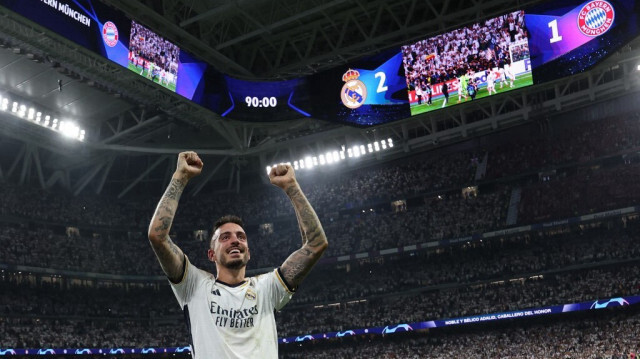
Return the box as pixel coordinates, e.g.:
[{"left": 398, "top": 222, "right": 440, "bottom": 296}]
[{"left": 212, "top": 215, "right": 244, "bottom": 234}]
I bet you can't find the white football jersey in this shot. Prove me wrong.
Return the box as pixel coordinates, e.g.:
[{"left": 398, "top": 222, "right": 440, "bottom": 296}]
[{"left": 171, "top": 257, "right": 294, "bottom": 359}]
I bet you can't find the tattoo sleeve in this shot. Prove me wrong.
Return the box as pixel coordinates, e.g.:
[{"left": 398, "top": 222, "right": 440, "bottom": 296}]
[
  {"left": 148, "top": 177, "right": 187, "bottom": 283},
  {"left": 280, "top": 182, "right": 328, "bottom": 289}
]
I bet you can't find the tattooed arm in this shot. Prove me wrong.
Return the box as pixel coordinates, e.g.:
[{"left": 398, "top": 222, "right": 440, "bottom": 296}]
[
  {"left": 148, "top": 151, "right": 203, "bottom": 283},
  {"left": 269, "top": 164, "right": 328, "bottom": 290}
]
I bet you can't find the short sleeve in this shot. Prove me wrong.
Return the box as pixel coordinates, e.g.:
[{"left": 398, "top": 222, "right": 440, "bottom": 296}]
[
  {"left": 256, "top": 268, "right": 295, "bottom": 311},
  {"left": 170, "top": 255, "right": 206, "bottom": 308}
]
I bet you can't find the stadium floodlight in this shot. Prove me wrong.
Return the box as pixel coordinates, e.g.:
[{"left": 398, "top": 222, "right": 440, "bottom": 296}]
[
  {"left": 353, "top": 146, "right": 360, "bottom": 158},
  {"left": 59, "top": 121, "right": 81, "bottom": 139},
  {"left": 0, "top": 95, "right": 86, "bottom": 141},
  {"left": 267, "top": 138, "right": 397, "bottom": 172},
  {"left": 18, "top": 105, "right": 26, "bottom": 118}
]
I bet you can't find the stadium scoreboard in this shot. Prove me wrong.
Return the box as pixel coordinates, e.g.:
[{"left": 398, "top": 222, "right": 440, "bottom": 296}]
[{"left": 1, "top": 0, "right": 638, "bottom": 126}]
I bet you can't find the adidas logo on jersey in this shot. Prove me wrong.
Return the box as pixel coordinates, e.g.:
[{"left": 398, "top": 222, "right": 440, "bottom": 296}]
[{"left": 211, "top": 289, "right": 221, "bottom": 296}]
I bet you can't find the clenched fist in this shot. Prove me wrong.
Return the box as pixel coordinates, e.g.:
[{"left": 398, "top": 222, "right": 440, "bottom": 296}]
[
  {"left": 175, "top": 151, "right": 203, "bottom": 180},
  {"left": 269, "top": 164, "right": 296, "bottom": 189}
]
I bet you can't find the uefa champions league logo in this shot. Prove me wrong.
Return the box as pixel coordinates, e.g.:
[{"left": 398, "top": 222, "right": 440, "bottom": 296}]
[
  {"left": 294, "top": 335, "right": 314, "bottom": 342},
  {"left": 590, "top": 297, "right": 629, "bottom": 309},
  {"left": 382, "top": 324, "right": 413, "bottom": 334},
  {"left": 174, "top": 346, "right": 191, "bottom": 353},
  {"left": 335, "top": 330, "right": 355, "bottom": 337}
]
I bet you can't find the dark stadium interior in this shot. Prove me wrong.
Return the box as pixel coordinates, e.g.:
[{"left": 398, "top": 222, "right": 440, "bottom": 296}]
[{"left": 1, "top": 0, "right": 640, "bottom": 358}]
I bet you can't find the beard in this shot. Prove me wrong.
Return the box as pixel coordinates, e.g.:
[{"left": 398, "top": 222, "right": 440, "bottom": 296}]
[{"left": 220, "top": 252, "right": 249, "bottom": 270}]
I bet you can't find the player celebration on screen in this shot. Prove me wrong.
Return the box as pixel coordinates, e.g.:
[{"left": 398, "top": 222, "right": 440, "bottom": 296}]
[
  {"left": 402, "top": 11, "right": 533, "bottom": 115},
  {"left": 128, "top": 21, "right": 180, "bottom": 92}
]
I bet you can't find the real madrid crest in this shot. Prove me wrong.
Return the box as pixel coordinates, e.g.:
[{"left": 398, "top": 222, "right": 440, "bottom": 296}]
[
  {"left": 340, "top": 69, "right": 367, "bottom": 109},
  {"left": 245, "top": 288, "right": 257, "bottom": 301}
]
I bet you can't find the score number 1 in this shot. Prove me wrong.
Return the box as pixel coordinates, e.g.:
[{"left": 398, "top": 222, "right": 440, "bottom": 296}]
[{"left": 548, "top": 19, "right": 563, "bottom": 43}]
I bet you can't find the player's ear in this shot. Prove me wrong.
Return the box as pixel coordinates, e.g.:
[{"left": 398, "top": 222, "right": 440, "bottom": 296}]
[{"left": 207, "top": 248, "right": 216, "bottom": 263}]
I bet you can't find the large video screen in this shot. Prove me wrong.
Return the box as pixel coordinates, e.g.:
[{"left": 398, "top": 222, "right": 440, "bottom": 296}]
[
  {"left": 401, "top": 11, "right": 534, "bottom": 116},
  {"left": 1, "top": 0, "right": 639, "bottom": 126}
]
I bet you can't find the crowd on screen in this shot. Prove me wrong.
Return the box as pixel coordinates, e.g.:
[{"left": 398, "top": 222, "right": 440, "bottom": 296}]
[
  {"left": 402, "top": 10, "right": 527, "bottom": 87},
  {"left": 129, "top": 21, "right": 179, "bottom": 76}
]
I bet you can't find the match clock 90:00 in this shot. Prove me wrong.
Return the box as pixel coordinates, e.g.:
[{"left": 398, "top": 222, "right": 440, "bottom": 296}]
[{"left": 245, "top": 96, "right": 278, "bottom": 108}]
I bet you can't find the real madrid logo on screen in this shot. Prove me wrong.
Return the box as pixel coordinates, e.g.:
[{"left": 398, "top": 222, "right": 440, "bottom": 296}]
[
  {"left": 340, "top": 69, "right": 367, "bottom": 109},
  {"left": 102, "top": 21, "right": 119, "bottom": 47},
  {"left": 577, "top": 0, "right": 615, "bottom": 37}
]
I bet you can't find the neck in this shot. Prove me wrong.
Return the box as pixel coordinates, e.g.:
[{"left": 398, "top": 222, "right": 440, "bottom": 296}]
[{"left": 215, "top": 266, "right": 246, "bottom": 285}]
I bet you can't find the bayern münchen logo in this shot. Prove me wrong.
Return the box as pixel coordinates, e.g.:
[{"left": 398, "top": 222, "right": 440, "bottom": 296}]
[
  {"left": 577, "top": 0, "right": 615, "bottom": 37},
  {"left": 102, "top": 21, "right": 119, "bottom": 47}
]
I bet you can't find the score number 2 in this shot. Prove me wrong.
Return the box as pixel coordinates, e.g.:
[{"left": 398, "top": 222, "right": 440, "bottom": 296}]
[
  {"left": 548, "top": 19, "right": 563, "bottom": 44},
  {"left": 374, "top": 72, "right": 388, "bottom": 93}
]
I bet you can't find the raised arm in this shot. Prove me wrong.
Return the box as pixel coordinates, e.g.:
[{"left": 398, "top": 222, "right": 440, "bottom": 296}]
[
  {"left": 148, "top": 151, "right": 203, "bottom": 283},
  {"left": 269, "top": 164, "right": 328, "bottom": 290}
]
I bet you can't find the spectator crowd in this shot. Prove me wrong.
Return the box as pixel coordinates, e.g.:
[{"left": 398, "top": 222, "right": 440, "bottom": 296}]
[{"left": 1, "top": 112, "right": 640, "bottom": 357}]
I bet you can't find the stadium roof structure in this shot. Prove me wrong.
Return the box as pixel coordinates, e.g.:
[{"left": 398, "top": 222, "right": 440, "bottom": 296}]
[{"left": 0, "top": 0, "right": 639, "bottom": 199}]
